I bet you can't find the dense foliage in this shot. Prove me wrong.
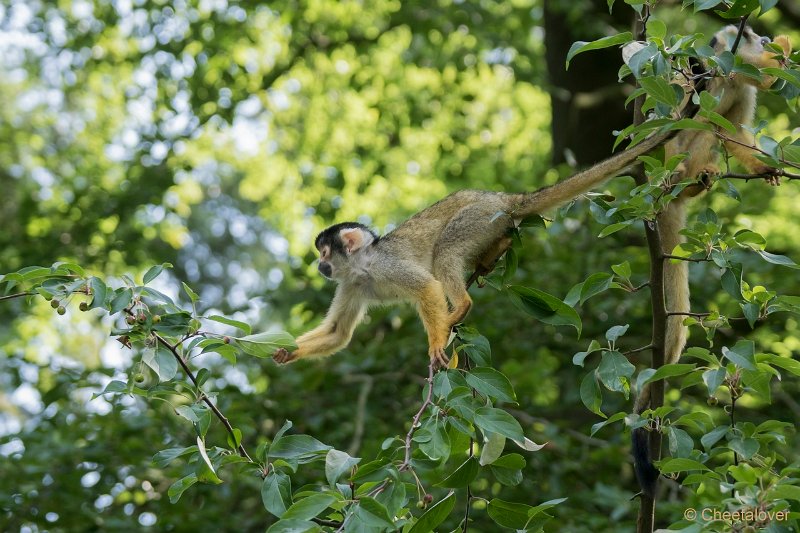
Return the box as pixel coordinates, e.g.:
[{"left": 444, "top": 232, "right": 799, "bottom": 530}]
[{"left": 2, "top": 0, "right": 800, "bottom": 531}]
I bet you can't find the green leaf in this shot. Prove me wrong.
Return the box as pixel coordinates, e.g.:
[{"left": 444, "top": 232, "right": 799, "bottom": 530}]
[
  {"left": 143, "top": 263, "right": 172, "bottom": 284},
  {"left": 269, "top": 435, "right": 331, "bottom": 460},
  {"left": 685, "top": 347, "right": 719, "bottom": 365},
  {"left": 436, "top": 456, "right": 479, "bottom": 488},
  {"left": 704, "top": 110, "right": 737, "bottom": 134},
  {"left": 702, "top": 368, "right": 726, "bottom": 396},
  {"left": 109, "top": 287, "right": 133, "bottom": 314},
  {"left": 502, "top": 246, "right": 518, "bottom": 284},
  {"left": 646, "top": 19, "right": 666, "bottom": 39},
  {"left": 464, "top": 367, "right": 516, "bottom": 403},
  {"left": 261, "top": 469, "right": 292, "bottom": 518},
  {"left": 207, "top": 314, "right": 252, "bottom": 335},
  {"left": 728, "top": 438, "right": 759, "bottom": 459},
  {"left": 639, "top": 76, "right": 679, "bottom": 107},
  {"left": 489, "top": 453, "right": 526, "bottom": 486},
  {"left": 572, "top": 339, "right": 602, "bottom": 367},
  {"left": 528, "top": 497, "right": 568, "bottom": 518},
  {"left": 507, "top": 285, "right": 581, "bottom": 334},
  {"left": 168, "top": 474, "right": 198, "bottom": 503},
  {"left": 266, "top": 520, "right": 319, "bottom": 533},
  {"left": 694, "top": 0, "right": 723, "bottom": 11},
  {"left": 487, "top": 498, "right": 534, "bottom": 529},
  {"left": 579, "top": 272, "right": 613, "bottom": 304},
  {"left": 88, "top": 277, "right": 107, "bottom": 310},
  {"left": 419, "top": 423, "right": 451, "bottom": 462},
  {"left": 580, "top": 372, "right": 604, "bottom": 417},
  {"left": 152, "top": 446, "right": 196, "bottom": 468},
  {"left": 92, "top": 379, "right": 127, "bottom": 399},
  {"left": 282, "top": 493, "right": 337, "bottom": 521},
  {"left": 667, "top": 427, "right": 694, "bottom": 458},
  {"left": 611, "top": 261, "right": 631, "bottom": 279},
  {"left": 325, "top": 449, "right": 360, "bottom": 488},
  {"left": 762, "top": 354, "right": 800, "bottom": 377},
  {"left": 457, "top": 328, "right": 492, "bottom": 366},
  {"left": 354, "top": 496, "right": 394, "bottom": 528},
  {"left": 722, "top": 341, "right": 757, "bottom": 370},
  {"left": 590, "top": 411, "right": 627, "bottom": 436},
  {"left": 721, "top": 267, "right": 743, "bottom": 300},
  {"left": 227, "top": 428, "right": 243, "bottom": 450},
  {"left": 701, "top": 426, "right": 729, "bottom": 450},
  {"left": 642, "top": 363, "right": 697, "bottom": 384},
  {"left": 658, "top": 458, "right": 709, "bottom": 473},
  {"left": 408, "top": 492, "right": 455, "bottom": 533},
  {"left": 154, "top": 346, "right": 178, "bottom": 382},
  {"left": 182, "top": 282, "right": 200, "bottom": 303},
  {"left": 733, "top": 229, "right": 766, "bottom": 249},
  {"left": 235, "top": 331, "right": 297, "bottom": 358},
  {"left": 767, "top": 484, "right": 800, "bottom": 502},
  {"left": 196, "top": 436, "right": 222, "bottom": 484},
  {"left": 473, "top": 407, "right": 524, "bottom": 442},
  {"left": 479, "top": 432, "right": 506, "bottom": 466},
  {"left": 597, "top": 351, "right": 635, "bottom": 393},
  {"left": 754, "top": 250, "right": 800, "bottom": 269},
  {"left": 566, "top": 32, "right": 633, "bottom": 68},
  {"left": 605, "top": 324, "right": 629, "bottom": 343},
  {"left": 598, "top": 220, "right": 634, "bottom": 238},
  {"left": 719, "top": 0, "right": 760, "bottom": 17}
]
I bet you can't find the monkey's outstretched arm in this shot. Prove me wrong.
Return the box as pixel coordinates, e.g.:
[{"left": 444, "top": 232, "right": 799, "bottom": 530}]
[{"left": 274, "top": 285, "right": 366, "bottom": 364}]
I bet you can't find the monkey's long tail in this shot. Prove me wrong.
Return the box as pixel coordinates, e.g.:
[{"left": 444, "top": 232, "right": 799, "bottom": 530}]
[
  {"left": 521, "top": 129, "right": 673, "bottom": 215},
  {"left": 631, "top": 198, "right": 690, "bottom": 497}
]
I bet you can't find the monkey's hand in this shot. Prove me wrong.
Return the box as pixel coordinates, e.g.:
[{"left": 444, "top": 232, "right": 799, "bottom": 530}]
[
  {"left": 429, "top": 345, "right": 450, "bottom": 370},
  {"left": 273, "top": 348, "right": 299, "bottom": 364}
]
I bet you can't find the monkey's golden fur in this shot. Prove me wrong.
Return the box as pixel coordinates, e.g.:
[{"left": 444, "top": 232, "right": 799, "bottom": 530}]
[{"left": 274, "top": 128, "right": 674, "bottom": 367}]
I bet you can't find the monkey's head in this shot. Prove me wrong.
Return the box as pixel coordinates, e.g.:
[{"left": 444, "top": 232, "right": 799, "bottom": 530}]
[
  {"left": 314, "top": 222, "right": 378, "bottom": 281},
  {"left": 711, "top": 26, "right": 792, "bottom": 88}
]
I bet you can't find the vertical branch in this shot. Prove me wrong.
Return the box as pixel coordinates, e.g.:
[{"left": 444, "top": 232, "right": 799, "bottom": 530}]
[{"left": 631, "top": 7, "right": 665, "bottom": 533}]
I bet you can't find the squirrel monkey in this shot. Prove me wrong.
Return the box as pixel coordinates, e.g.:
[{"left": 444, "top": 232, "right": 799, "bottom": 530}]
[
  {"left": 629, "top": 26, "right": 793, "bottom": 497},
  {"left": 273, "top": 129, "right": 674, "bottom": 368}
]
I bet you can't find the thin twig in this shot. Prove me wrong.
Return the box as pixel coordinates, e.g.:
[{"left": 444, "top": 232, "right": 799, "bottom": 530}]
[
  {"left": 0, "top": 292, "right": 33, "bottom": 301},
  {"left": 665, "top": 311, "right": 712, "bottom": 318},
  {"left": 719, "top": 171, "right": 800, "bottom": 181},
  {"left": 625, "top": 344, "right": 655, "bottom": 356},
  {"left": 154, "top": 334, "right": 253, "bottom": 462},
  {"left": 662, "top": 254, "right": 709, "bottom": 263},
  {"left": 628, "top": 282, "right": 650, "bottom": 293},
  {"left": 666, "top": 311, "right": 751, "bottom": 323},
  {"left": 400, "top": 361, "right": 436, "bottom": 470},
  {"left": 715, "top": 132, "right": 800, "bottom": 171},
  {"left": 729, "top": 16, "right": 750, "bottom": 55}
]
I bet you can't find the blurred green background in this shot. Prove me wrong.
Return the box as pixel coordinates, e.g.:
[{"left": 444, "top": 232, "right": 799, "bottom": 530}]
[{"left": 1, "top": 0, "right": 799, "bottom": 531}]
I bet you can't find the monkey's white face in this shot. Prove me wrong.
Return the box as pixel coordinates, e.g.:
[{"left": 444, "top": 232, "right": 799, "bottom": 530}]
[{"left": 314, "top": 226, "right": 377, "bottom": 282}]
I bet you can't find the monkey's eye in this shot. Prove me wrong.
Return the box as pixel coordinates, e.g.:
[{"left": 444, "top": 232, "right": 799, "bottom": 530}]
[{"left": 760, "top": 36, "right": 771, "bottom": 46}]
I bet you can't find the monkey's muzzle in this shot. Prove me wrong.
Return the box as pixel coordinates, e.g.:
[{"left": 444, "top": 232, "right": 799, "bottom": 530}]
[{"left": 318, "top": 262, "right": 333, "bottom": 279}]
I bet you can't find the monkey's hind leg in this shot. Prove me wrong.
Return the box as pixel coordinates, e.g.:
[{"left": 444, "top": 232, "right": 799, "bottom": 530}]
[
  {"left": 414, "top": 279, "right": 453, "bottom": 368},
  {"left": 432, "top": 242, "right": 473, "bottom": 329}
]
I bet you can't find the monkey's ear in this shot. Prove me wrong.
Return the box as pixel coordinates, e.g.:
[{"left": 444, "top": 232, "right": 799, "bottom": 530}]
[
  {"left": 774, "top": 35, "right": 792, "bottom": 56},
  {"left": 339, "top": 228, "right": 374, "bottom": 254}
]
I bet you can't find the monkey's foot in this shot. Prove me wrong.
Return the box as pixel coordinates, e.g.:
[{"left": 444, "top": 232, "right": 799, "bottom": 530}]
[
  {"left": 697, "top": 168, "right": 719, "bottom": 189},
  {"left": 750, "top": 165, "right": 781, "bottom": 186},
  {"left": 273, "top": 348, "right": 298, "bottom": 364},
  {"left": 429, "top": 346, "right": 450, "bottom": 369}
]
